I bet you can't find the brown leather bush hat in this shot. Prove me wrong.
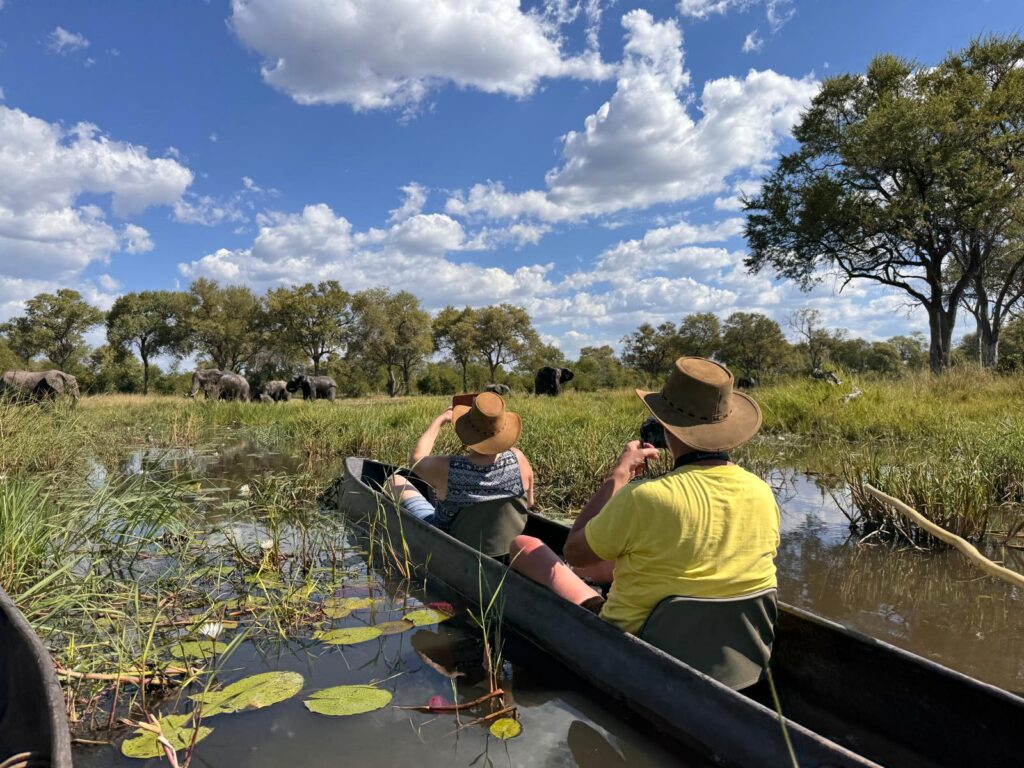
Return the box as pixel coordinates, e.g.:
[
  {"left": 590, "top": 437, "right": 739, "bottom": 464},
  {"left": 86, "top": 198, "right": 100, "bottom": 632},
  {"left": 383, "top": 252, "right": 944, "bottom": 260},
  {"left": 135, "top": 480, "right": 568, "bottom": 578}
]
[
  {"left": 452, "top": 392, "right": 521, "bottom": 454},
  {"left": 636, "top": 357, "right": 762, "bottom": 452}
]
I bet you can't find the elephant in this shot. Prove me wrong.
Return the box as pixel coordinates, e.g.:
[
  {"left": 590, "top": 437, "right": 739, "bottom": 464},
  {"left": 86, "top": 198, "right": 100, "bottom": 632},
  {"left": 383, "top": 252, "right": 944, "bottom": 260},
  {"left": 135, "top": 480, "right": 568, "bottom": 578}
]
[
  {"left": 216, "top": 372, "right": 251, "bottom": 401},
  {"left": 483, "top": 383, "right": 511, "bottom": 396},
  {"left": 736, "top": 376, "right": 759, "bottom": 389},
  {"left": 189, "top": 369, "right": 225, "bottom": 399},
  {"left": 254, "top": 392, "right": 274, "bottom": 404},
  {"left": 287, "top": 374, "right": 338, "bottom": 401},
  {"left": 264, "top": 380, "right": 290, "bottom": 402},
  {"left": 1, "top": 369, "right": 80, "bottom": 402},
  {"left": 534, "top": 367, "right": 574, "bottom": 396}
]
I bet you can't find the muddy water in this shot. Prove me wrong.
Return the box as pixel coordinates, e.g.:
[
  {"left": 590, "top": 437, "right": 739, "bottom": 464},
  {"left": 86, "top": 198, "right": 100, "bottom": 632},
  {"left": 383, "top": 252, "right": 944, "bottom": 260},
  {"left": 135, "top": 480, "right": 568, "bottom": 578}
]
[
  {"left": 76, "top": 442, "right": 1023, "bottom": 767},
  {"left": 775, "top": 471, "right": 1024, "bottom": 695}
]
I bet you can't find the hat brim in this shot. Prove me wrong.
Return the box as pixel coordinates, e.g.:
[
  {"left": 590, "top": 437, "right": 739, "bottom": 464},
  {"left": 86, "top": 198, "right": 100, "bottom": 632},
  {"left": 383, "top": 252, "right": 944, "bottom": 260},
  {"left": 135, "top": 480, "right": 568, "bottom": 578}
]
[
  {"left": 452, "top": 407, "right": 522, "bottom": 454},
  {"left": 635, "top": 388, "right": 762, "bottom": 452}
]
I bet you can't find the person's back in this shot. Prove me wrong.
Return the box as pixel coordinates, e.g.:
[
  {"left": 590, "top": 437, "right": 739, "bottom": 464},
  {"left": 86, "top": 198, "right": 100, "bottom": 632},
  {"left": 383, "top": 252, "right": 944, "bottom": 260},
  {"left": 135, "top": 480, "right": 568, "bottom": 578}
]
[
  {"left": 585, "top": 462, "right": 779, "bottom": 633},
  {"left": 434, "top": 450, "right": 526, "bottom": 528}
]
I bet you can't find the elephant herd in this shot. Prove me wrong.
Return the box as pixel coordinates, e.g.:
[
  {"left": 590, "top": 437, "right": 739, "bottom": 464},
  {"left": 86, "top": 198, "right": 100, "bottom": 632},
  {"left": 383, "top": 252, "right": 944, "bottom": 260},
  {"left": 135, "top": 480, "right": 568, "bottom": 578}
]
[
  {"left": 0, "top": 365, "right": 575, "bottom": 403},
  {"left": 188, "top": 370, "right": 338, "bottom": 402}
]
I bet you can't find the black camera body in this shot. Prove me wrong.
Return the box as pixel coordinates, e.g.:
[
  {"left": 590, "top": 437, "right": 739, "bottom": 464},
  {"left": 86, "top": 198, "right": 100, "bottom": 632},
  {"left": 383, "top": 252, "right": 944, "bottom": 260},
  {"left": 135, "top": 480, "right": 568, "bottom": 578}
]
[{"left": 640, "top": 417, "right": 668, "bottom": 449}]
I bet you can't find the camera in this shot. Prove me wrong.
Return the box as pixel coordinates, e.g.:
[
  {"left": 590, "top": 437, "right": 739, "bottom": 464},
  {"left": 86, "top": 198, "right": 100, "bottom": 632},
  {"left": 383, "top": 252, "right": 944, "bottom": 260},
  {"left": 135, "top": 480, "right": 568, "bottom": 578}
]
[{"left": 640, "top": 417, "right": 668, "bottom": 449}]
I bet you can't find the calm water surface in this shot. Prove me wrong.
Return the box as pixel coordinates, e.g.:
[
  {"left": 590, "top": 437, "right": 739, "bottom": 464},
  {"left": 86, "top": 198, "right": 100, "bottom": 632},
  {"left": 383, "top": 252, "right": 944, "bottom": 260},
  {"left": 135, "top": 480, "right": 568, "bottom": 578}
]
[{"left": 76, "top": 440, "right": 1023, "bottom": 767}]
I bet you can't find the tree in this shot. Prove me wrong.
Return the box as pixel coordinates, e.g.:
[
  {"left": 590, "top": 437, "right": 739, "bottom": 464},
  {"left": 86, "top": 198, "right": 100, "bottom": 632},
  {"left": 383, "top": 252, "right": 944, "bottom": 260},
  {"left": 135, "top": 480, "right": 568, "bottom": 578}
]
[
  {"left": 1, "top": 289, "right": 104, "bottom": 370},
  {"left": 718, "top": 312, "right": 789, "bottom": 379},
  {"left": 788, "top": 309, "right": 830, "bottom": 371},
  {"left": 472, "top": 304, "right": 540, "bottom": 382},
  {"left": 887, "top": 333, "right": 929, "bottom": 370},
  {"left": 677, "top": 313, "right": 720, "bottom": 358},
  {"left": 958, "top": 241, "right": 1024, "bottom": 367},
  {"left": 185, "top": 279, "right": 265, "bottom": 372},
  {"left": 350, "top": 288, "right": 432, "bottom": 396},
  {"left": 106, "top": 291, "right": 190, "bottom": 394},
  {"left": 573, "top": 345, "right": 628, "bottom": 390},
  {"left": 79, "top": 344, "right": 146, "bottom": 394},
  {"left": 621, "top": 322, "right": 679, "bottom": 380},
  {"left": 433, "top": 306, "right": 478, "bottom": 392},
  {"left": 266, "top": 281, "right": 351, "bottom": 375},
  {"left": 745, "top": 37, "right": 1024, "bottom": 373}
]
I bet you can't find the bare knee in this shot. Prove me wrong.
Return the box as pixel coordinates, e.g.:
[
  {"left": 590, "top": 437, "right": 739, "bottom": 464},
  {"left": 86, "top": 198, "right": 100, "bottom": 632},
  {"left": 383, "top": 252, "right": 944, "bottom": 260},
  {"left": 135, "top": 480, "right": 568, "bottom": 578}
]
[
  {"left": 387, "top": 473, "right": 411, "bottom": 500},
  {"left": 509, "top": 535, "right": 544, "bottom": 560}
]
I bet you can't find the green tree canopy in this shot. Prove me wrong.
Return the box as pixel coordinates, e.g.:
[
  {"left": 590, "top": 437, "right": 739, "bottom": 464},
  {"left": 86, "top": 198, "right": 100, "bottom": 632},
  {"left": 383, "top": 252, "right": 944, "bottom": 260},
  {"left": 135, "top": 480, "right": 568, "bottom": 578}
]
[
  {"left": 185, "top": 278, "right": 265, "bottom": 372},
  {"left": 266, "top": 281, "right": 351, "bottom": 375},
  {"left": 472, "top": 304, "right": 540, "bottom": 382},
  {"left": 432, "top": 306, "right": 478, "bottom": 392},
  {"left": 2, "top": 289, "right": 104, "bottom": 370},
  {"left": 350, "top": 288, "right": 432, "bottom": 396},
  {"left": 676, "top": 313, "right": 721, "bottom": 358},
  {"left": 621, "top": 322, "right": 680, "bottom": 380},
  {"left": 745, "top": 36, "right": 1024, "bottom": 372},
  {"left": 573, "top": 345, "right": 628, "bottom": 390},
  {"left": 107, "top": 290, "right": 190, "bottom": 393},
  {"left": 718, "top": 312, "right": 790, "bottom": 379}
]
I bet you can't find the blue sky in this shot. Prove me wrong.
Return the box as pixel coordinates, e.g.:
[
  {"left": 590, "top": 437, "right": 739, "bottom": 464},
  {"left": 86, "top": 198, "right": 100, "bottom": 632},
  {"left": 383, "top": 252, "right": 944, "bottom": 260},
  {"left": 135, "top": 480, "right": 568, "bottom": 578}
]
[{"left": 1, "top": 0, "right": 1021, "bottom": 354}]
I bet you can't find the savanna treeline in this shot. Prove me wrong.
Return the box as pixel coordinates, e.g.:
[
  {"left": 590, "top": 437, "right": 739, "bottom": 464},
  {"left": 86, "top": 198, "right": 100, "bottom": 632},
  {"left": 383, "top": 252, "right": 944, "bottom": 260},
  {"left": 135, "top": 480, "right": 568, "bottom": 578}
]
[{"left": 4, "top": 279, "right": 1020, "bottom": 399}]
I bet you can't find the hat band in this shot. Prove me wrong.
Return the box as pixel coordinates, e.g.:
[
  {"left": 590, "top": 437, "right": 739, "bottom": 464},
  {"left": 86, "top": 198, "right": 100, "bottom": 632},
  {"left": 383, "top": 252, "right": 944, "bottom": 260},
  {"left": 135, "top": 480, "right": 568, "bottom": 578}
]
[{"left": 661, "top": 388, "right": 733, "bottom": 423}]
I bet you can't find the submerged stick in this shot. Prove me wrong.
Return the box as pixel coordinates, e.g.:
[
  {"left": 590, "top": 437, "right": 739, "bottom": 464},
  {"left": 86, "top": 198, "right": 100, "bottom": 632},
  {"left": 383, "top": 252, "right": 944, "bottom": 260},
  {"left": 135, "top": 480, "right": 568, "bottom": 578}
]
[
  {"left": 397, "top": 688, "right": 504, "bottom": 713},
  {"left": 863, "top": 483, "right": 1024, "bottom": 589},
  {"left": 54, "top": 662, "right": 198, "bottom": 687}
]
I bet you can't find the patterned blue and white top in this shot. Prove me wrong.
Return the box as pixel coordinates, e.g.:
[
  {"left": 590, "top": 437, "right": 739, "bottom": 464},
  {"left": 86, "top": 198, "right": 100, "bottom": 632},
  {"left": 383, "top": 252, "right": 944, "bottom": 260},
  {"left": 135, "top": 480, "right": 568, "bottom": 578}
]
[{"left": 434, "top": 451, "right": 525, "bottom": 528}]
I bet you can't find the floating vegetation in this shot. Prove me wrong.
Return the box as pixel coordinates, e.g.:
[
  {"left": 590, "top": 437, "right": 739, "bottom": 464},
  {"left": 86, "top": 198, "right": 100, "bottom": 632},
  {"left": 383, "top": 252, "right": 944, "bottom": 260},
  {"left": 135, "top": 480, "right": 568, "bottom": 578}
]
[
  {"left": 303, "top": 684, "right": 393, "bottom": 716},
  {"left": 490, "top": 717, "right": 523, "bottom": 740},
  {"left": 374, "top": 619, "right": 415, "bottom": 635},
  {"left": 322, "top": 595, "right": 375, "bottom": 618},
  {"left": 191, "top": 671, "right": 304, "bottom": 716},
  {"left": 171, "top": 639, "right": 229, "bottom": 661},
  {"left": 120, "top": 714, "right": 212, "bottom": 759},
  {"left": 403, "top": 607, "right": 454, "bottom": 626},
  {"left": 315, "top": 626, "right": 383, "bottom": 645}
]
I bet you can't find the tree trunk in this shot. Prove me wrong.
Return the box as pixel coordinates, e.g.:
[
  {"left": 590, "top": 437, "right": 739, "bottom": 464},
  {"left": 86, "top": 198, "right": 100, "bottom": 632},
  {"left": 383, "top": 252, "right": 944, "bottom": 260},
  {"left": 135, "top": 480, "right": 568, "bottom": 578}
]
[
  {"left": 977, "top": 317, "right": 999, "bottom": 368},
  {"left": 141, "top": 348, "right": 150, "bottom": 395},
  {"left": 312, "top": 354, "right": 322, "bottom": 375},
  {"left": 387, "top": 366, "right": 398, "bottom": 398},
  {"left": 461, "top": 361, "right": 468, "bottom": 393},
  {"left": 927, "top": 305, "right": 957, "bottom": 373}
]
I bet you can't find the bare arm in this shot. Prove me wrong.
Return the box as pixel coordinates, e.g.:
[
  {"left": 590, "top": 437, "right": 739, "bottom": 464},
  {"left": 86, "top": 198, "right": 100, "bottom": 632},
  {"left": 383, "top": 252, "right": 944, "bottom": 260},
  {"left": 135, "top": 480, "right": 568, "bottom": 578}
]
[
  {"left": 564, "top": 441, "right": 658, "bottom": 568},
  {"left": 410, "top": 408, "right": 453, "bottom": 464},
  {"left": 512, "top": 448, "right": 535, "bottom": 506}
]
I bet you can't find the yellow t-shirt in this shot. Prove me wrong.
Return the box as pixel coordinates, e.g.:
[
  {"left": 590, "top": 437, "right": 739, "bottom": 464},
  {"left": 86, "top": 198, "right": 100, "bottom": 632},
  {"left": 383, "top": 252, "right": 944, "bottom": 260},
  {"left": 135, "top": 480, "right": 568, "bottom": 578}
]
[{"left": 584, "top": 464, "right": 780, "bottom": 634}]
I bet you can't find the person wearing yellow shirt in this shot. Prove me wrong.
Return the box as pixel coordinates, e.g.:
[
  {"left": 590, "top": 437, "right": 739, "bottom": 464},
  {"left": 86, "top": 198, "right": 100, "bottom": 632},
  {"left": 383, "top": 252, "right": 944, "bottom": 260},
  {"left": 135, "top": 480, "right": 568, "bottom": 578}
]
[{"left": 509, "top": 356, "right": 780, "bottom": 635}]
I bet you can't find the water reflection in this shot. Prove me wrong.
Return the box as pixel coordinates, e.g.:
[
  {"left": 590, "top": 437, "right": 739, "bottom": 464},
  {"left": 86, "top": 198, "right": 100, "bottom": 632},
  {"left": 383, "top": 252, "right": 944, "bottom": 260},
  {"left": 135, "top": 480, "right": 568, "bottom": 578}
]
[{"left": 774, "top": 471, "right": 1024, "bottom": 694}]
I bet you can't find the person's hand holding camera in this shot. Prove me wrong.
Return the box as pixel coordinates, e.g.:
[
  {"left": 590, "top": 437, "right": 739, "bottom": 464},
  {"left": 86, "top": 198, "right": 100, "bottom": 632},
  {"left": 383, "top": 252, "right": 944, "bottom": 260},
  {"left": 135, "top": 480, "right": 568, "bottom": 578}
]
[{"left": 612, "top": 440, "right": 659, "bottom": 482}]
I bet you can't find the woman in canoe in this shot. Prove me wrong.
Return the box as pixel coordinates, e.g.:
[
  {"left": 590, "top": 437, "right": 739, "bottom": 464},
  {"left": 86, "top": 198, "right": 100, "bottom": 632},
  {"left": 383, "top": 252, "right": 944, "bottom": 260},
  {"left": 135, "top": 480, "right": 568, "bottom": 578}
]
[
  {"left": 387, "top": 391, "right": 535, "bottom": 529},
  {"left": 509, "top": 357, "right": 780, "bottom": 634}
]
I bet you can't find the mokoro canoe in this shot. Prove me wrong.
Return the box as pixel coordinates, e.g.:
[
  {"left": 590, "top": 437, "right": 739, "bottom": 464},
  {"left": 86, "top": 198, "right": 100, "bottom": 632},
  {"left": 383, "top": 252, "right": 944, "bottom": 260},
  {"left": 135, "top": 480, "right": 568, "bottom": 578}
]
[
  {"left": 0, "top": 587, "right": 72, "bottom": 768},
  {"left": 338, "top": 457, "right": 1024, "bottom": 768}
]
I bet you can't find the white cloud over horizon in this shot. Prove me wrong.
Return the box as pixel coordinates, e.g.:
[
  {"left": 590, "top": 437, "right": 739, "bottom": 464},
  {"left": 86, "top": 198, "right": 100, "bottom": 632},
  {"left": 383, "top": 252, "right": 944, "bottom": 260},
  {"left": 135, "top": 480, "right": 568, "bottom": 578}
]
[
  {"left": 0, "top": 105, "right": 192, "bottom": 319},
  {"left": 445, "top": 11, "right": 818, "bottom": 222},
  {"left": 229, "top": 0, "right": 612, "bottom": 112},
  {"left": 47, "top": 26, "right": 90, "bottom": 56}
]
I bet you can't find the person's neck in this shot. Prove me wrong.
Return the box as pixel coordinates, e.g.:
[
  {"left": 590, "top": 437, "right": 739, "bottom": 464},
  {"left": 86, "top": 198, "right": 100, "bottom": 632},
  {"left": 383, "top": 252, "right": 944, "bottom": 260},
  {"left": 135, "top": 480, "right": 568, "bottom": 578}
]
[{"left": 672, "top": 449, "right": 731, "bottom": 469}]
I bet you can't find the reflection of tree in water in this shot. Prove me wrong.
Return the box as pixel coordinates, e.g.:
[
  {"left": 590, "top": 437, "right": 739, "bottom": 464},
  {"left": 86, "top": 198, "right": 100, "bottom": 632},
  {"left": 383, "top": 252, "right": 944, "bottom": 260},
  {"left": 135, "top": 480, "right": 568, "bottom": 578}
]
[{"left": 778, "top": 520, "right": 1024, "bottom": 694}]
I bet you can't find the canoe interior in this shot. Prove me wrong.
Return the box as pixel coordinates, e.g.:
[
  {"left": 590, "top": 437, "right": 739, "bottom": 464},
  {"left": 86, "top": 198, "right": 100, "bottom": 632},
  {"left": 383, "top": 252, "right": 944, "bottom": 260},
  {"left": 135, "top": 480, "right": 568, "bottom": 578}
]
[
  {"left": 0, "top": 588, "right": 72, "bottom": 768},
  {"left": 341, "top": 457, "right": 1024, "bottom": 768}
]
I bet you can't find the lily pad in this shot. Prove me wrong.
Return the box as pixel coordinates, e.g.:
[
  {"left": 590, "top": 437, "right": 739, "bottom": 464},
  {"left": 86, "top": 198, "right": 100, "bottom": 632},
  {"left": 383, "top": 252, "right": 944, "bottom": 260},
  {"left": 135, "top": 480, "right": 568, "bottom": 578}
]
[
  {"left": 403, "top": 608, "right": 454, "bottom": 627},
  {"left": 489, "top": 717, "right": 522, "bottom": 740},
  {"left": 322, "top": 596, "right": 374, "bottom": 619},
  {"left": 374, "top": 620, "right": 414, "bottom": 635},
  {"left": 120, "top": 714, "right": 212, "bottom": 758},
  {"left": 314, "top": 626, "right": 382, "bottom": 645},
  {"left": 303, "top": 685, "right": 392, "bottom": 716},
  {"left": 191, "top": 671, "right": 304, "bottom": 716},
  {"left": 170, "top": 639, "right": 228, "bottom": 660}
]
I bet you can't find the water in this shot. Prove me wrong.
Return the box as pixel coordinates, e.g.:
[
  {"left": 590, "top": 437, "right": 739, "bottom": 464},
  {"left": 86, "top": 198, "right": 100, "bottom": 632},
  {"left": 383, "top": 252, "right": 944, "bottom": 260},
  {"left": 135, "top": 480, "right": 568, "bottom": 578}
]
[{"left": 74, "top": 442, "right": 1023, "bottom": 767}]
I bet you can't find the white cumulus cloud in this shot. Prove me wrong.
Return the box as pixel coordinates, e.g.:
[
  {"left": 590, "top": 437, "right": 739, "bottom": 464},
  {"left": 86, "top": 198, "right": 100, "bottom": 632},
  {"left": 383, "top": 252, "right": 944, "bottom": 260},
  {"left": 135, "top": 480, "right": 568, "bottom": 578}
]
[
  {"left": 47, "top": 26, "right": 90, "bottom": 55},
  {"left": 446, "top": 11, "right": 817, "bottom": 223},
  {"left": 0, "top": 105, "right": 192, "bottom": 317},
  {"left": 228, "top": 0, "right": 611, "bottom": 111}
]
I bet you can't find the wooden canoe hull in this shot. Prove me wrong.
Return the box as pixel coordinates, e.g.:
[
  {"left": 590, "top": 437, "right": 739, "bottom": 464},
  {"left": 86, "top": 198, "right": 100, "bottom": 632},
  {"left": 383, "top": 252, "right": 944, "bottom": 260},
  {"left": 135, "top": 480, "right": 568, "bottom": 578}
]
[
  {"left": 339, "top": 457, "right": 1024, "bottom": 768},
  {"left": 0, "top": 587, "right": 72, "bottom": 768},
  {"left": 339, "top": 458, "right": 875, "bottom": 767}
]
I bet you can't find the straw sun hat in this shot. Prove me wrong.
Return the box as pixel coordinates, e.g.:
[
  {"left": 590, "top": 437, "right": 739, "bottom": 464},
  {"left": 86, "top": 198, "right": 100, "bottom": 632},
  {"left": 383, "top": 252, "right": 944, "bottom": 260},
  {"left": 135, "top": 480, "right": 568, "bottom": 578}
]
[
  {"left": 452, "top": 391, "right": 521, "bottom": 454},
  {"left": 636, "top": 357, "right": 762, "bottom": 452}
]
